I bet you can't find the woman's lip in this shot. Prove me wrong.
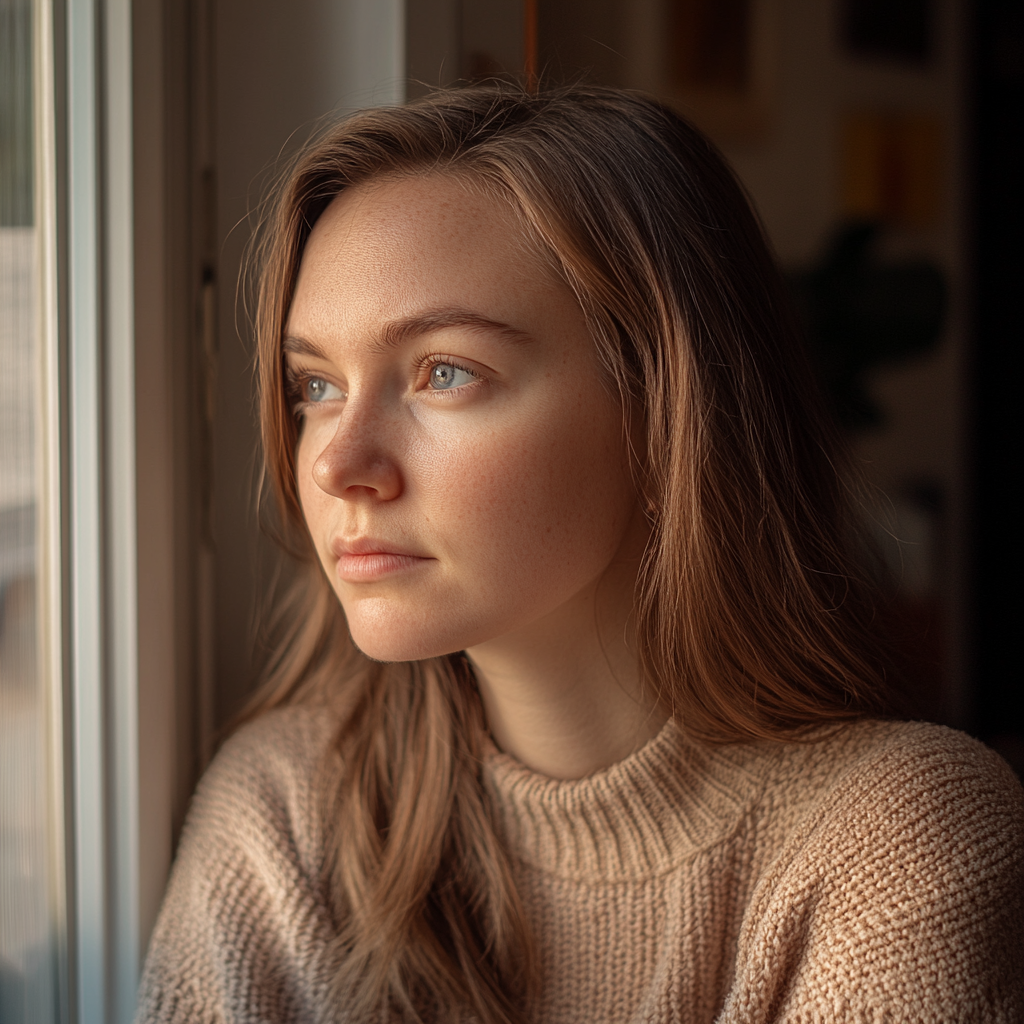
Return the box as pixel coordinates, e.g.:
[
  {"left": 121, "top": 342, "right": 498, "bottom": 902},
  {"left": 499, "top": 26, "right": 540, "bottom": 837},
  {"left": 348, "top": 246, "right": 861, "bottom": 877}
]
[
  {"left": 330, "top": 538, "right": 432, "bottom": 582},
  {"left": 335, "top": 551, "right": 432, "bottom": 583},
  {"left": 330, "top": 536, "right": 424, "bottom": 558}
]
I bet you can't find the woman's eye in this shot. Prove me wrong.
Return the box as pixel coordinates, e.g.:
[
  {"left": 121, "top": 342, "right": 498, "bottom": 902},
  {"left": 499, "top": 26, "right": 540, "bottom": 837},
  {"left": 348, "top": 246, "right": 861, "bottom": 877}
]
[
  {"left": 428, "top": 362, "right": 475, "bottom": 390},
  {"left": 305, "top": 376, "right": 343, "bottom": 403}
]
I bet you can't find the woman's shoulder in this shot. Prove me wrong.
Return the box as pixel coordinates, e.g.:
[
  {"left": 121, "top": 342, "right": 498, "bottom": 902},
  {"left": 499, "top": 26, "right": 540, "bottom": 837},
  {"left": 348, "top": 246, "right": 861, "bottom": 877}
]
[
  {"left": 721, "top": 721, "right": 1024, "bottom": 1020},
  {"left": 203, "top": 702, "right": 339, "bottom": 791},
  {"left": 819, "top": 719, "right": 1023, "bottom": 881},
  {"left": 757, "top": 718, "right": 1024, "bottom": 875},
  {"left": 790, "top": 717, "right": 1022, "bottom": 820},
  {"left": 718, "top": 717, "right": 1023, "bottom": 850},
  {"left": 179, "top": 703, "right": 341, "bottom": 878},
  {"left": 137, "top": 704, "right": 342, "bottom": 1022}
]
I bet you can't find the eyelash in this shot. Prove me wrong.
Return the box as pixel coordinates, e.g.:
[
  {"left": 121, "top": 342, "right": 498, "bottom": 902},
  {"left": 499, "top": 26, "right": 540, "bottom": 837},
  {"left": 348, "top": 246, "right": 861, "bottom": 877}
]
[
  {"left": 283, "top": 355, "right": 481, "bottom": 414},
  {"left": 283, "top": 368, "right": 323, "bottom": 415},
  {"left": 415, "top": 354, "right": 481, "bottom": 394}
]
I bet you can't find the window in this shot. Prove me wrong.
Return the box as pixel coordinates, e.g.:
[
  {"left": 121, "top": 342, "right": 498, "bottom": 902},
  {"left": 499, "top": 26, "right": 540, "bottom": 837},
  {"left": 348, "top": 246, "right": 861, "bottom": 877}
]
[
  {"left": 0, "top": 0, "right": 63, "bottom": 1019},
  {"left": 2, "top": 1, "right": 148, "bottom": 1019}
]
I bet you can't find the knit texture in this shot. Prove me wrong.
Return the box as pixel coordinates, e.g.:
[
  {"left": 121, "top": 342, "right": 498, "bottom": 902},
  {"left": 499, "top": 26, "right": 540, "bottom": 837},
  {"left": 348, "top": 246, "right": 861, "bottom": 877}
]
[{"left": 136, "top": 707, "right": 1024, "bottom": 1023}]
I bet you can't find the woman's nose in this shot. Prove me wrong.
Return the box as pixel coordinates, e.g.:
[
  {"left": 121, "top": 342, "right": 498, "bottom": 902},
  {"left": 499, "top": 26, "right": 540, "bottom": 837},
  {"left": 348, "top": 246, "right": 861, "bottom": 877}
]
[{"left": 310, "top": 406, "right": 402, "bottom": 502}]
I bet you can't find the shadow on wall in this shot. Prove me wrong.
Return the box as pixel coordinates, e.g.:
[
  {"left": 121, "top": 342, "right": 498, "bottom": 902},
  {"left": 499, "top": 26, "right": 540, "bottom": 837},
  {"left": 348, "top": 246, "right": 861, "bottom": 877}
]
[
  {"left": 789, "top": 220, "right": 946, "bottom": 433},
  {"left": 790, "top": 220, "right": 950, "bottom": 724}
]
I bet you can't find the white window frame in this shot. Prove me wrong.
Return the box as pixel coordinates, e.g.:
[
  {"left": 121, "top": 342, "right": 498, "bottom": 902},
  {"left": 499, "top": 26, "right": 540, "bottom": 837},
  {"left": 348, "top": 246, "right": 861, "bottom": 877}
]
[{"left": 64, "top": 0, "right": 145, "bottom": 1019}]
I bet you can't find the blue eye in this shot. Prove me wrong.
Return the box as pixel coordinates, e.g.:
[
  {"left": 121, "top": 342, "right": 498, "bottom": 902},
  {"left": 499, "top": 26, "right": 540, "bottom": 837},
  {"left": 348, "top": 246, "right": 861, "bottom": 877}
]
[
  {"left": 305, "top": 376, "right": 343, "bottom": 402},
  {"left": 429, "top": 362, "right": 475, "bottom": 390}
]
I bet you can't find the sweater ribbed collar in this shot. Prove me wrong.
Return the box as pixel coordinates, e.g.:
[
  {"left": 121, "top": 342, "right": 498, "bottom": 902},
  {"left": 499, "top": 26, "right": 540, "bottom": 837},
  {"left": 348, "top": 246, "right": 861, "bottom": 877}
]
[{"left": 481, "top": 720, "right": 773, "bottom": 882}]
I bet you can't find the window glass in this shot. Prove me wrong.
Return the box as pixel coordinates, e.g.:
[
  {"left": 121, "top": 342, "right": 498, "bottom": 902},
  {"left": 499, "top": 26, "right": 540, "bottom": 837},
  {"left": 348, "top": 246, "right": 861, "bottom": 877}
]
[{"left": 0, "top": 0, "right": 58, "bottom": 1019}]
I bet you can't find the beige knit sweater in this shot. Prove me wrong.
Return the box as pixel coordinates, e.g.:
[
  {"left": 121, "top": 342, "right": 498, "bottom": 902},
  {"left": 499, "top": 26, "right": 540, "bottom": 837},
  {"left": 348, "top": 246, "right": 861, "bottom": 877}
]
[{"left": 136, "top": 706, "right": 1024, "bottom": 1023}]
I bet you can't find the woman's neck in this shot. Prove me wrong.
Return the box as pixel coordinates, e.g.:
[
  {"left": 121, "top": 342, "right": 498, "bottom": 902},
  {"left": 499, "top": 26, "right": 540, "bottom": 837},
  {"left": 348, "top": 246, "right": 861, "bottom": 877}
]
[{"left": 466, "top": 561, "right": 667, "bottom": 780}]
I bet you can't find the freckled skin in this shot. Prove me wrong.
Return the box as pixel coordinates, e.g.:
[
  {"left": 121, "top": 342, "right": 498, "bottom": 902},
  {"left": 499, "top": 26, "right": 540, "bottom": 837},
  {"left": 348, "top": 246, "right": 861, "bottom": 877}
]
[
  {"left": 288, "top": 175, "right": 642, "bottom": 661},
  {"left": 287, "top": 175, "right": 662, "bottom": 776}
]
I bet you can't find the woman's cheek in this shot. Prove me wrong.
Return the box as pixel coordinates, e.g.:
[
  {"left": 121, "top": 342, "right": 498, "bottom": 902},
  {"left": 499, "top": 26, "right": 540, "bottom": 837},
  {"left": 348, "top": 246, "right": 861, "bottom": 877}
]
[{"left": 434, "top": 411, "right": 627, "bottom": 589}]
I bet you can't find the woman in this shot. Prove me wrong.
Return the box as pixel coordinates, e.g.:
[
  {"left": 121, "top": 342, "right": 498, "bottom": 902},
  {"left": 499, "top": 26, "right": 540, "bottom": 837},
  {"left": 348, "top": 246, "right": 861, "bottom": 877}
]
[{"left": 137, "top": 85, "right": 1023, "bottom": 1023}]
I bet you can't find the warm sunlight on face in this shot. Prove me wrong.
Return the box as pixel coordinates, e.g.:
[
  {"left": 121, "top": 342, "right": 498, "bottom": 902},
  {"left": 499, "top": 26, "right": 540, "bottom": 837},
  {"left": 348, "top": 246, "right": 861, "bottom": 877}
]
[{"left": 286, "top": 174, "right": 644, "bottom": 663}]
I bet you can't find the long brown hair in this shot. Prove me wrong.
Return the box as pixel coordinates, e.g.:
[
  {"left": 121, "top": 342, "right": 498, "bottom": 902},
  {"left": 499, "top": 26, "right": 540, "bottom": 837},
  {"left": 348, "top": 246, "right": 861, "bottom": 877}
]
[{"left": 246, "top": 84, "right": 893, "bottom": 1022}]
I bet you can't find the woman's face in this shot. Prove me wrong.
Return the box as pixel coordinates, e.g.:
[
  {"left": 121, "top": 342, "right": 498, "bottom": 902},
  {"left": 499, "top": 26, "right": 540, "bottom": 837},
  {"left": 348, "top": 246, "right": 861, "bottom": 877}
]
[{"left": 285, "top": 174, "right": 645, "bottom": 663}]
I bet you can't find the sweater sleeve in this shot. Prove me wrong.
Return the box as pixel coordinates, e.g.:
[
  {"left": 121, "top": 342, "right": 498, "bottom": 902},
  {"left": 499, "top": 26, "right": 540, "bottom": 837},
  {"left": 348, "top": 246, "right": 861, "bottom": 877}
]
[
  {"left": 135, "top": 707, "right": 340, "bottom": 1024},
  {"left": 720, "top": 725, "right": 1024, "bottom": 1024}
]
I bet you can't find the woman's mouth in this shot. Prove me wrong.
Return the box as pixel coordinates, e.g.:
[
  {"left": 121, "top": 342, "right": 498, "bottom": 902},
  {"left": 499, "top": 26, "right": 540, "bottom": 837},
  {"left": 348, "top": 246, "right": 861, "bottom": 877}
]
[{"left": 332, "top": 538, "right": 433, "bottom": 583}]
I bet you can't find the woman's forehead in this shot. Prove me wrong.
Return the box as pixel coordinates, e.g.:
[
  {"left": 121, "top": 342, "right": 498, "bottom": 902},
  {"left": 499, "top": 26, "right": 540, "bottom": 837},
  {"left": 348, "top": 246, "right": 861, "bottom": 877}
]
[
  {"left": 288, "top": 175, "right": 567, "bottom": 332},
  {"left": 284, "top": 174, "right": 585, "bottom": 354},
  {"left": 307, "top": 172, "right": 553, "bottom": 274},
  {"left": 311, "top": 174, "right": 511, "bottom": 252}
]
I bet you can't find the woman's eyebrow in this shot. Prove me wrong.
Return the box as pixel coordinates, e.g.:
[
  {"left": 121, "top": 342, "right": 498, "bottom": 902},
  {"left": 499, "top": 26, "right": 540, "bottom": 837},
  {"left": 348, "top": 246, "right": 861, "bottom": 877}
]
[
  {"left": 282, "top": 335, "right": 330, "bottom": 360},
  {"left": 374, "top": 308, "right": 534, "bottom": 352},
  {"left": 283, "top": 309, "right": 533, "bottom": 360}
]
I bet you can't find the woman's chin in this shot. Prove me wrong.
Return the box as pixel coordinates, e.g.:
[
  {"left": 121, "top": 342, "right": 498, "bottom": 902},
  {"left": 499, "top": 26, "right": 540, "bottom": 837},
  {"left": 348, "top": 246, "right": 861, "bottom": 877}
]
[
  {"left": 340, "top": 596, "right": 510, "bottom": 664},
  {"left": 347, "top": 624, "right": 467, "bottom": 664}
]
